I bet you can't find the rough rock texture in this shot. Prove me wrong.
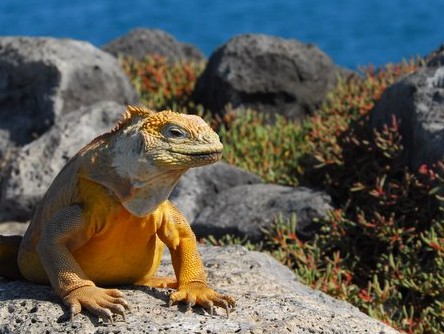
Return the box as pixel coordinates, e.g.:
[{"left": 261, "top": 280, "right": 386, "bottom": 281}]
[
  {"left": 192, "top": 34, "right": 338, "bottom": 121},
  {"left": 102, "top": 28, "right": 205, "bottom": 63},
  {"left": 0, "top": 101, "right": 124, "bottom": 222},
  {"left": 425, "top": 44, "right": 444, "bottom": 67},
  {"left": 170, "top": 162, "right": 262, "bottom": 223},
  {"left": 0, "top": 221, "right": 28, "bottom": 236},
  {"left": 193, "top": 184, "right": 332, "bottom": 241},
  {"left": 0, "top": 245, "right": 399, "bottom": 334},
  {"left": 0, "top": 36, "right": 138, "bottom": 157},
  {"left": 370, "top": 64, "right": 444, "bottom": 169}
]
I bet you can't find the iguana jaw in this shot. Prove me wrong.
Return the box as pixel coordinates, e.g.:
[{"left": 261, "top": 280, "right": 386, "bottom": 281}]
[
  {"left": 167, "top": 144, "right": 223, "bottom": 162},
  {"left": 160, "top": 146, "right": 223, "bottom": 168},
  {"left": 170, "top": 148, "right": 222, "bottom": 156}
]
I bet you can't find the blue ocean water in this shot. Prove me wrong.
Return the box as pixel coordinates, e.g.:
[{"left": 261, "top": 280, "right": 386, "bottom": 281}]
[{"left": 0, "top": 0, "right": 443, "bottom": 69}]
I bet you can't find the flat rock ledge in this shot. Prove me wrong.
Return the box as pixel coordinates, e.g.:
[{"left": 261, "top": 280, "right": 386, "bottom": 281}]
[{"left": 0, "top": 246, "right": 398, "bottom": 334}]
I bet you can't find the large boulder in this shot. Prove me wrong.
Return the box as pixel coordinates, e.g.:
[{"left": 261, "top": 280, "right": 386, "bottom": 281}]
[
  {"left": 170, "top": 162, "right": 262, "bottom": 223},
  {"left": 193, "top": 184, "right": 333, "bottom": 242},
  {"left": 102, "top": 28, "right": 205, "bottom": 63},
  {"left": 0, "top": 101, "right": 125, "bottom": 222},
  {"left": 0, "top": 245, "right": 399, "bottom": 334},
  {"left": 370, "top": 63, "right": 444, "bottom": 170},
  {"left": 192, "top": 34, "right": 339, "bottom": 121},
  {"left": 0, "top": 36, "right": 138, "bottom": 157}
]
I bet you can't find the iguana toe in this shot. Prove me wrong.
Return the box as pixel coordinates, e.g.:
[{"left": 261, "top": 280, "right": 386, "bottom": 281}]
[
  {"left": 169, "top": 282, "right": 235, "bottom": 317},
  {"left": 63, "top": 286, "right": 130, "bottom": 321},
  {"left": 212, "top": 295, "right": 236, "bottom": 317}
]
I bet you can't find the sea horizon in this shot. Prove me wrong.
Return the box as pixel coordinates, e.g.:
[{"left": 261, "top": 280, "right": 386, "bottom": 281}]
[{"left": 0, "top": 0, "right": 443, "bottom": 69}]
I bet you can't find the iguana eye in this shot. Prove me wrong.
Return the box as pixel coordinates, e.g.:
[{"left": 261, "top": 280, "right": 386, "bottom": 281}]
[{"left": 162, "top": 124, "right": 189, "bottom": 139}]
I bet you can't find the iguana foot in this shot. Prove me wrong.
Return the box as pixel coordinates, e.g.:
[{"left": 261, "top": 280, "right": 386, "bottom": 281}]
[
  {"left": 63, "top": 286, "right": 130, "bottom": 321},
  {"left": 168, "top": 282, "right": 235, "bottom": 317},
  {"left": 136, "top": 276, "right": 178, "bottom": 289}
]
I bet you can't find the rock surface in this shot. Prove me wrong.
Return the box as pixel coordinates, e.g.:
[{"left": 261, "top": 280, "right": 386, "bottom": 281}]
[
  {"left": 0, "top": 221, "right": 28, "bottom": 236},
  {"left": 192, "top": 34, "right": 338, "bottom": 121},
  {"left": 170, "top": 162, "right": 262, "bottom": 223},
  {"left": 193, "top": 184, "right": 333, "bottom": 242},
  {"left": 425, "top": 44, "right": 444, "bottom": 67},
  {"left": 0, "top": 37, "right": 138, "bottom": 157},
  {"left": 370, "top": 64, "right": 444, "bottom": 169},
  {"left": 0, "top": 245, "right": 399, "bottom": 334},
  {"left": 0, "top": 101, "right": 125, "bottom": 222},
  {"left": 102, "top": 28, "right": 205, "bottom": 63}
]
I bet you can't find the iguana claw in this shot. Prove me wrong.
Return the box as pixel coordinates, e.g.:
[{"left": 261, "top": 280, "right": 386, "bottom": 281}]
[
  {"left": 169, "top": 282, "right": 235, "bottom": 317},
  {"left": 64, "top": 286, "right": 130, "bottom": 322}
]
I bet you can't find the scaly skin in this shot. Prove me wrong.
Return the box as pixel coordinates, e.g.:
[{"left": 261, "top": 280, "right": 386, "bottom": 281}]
[{"left": 1, "top": 106, "right": 235, "bottom": 320}]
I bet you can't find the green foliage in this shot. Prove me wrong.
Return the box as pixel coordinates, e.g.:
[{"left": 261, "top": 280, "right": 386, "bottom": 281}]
[
  {"left": 121, "top": 55, "right": 205, "bottom": 111},
  {"left": 302, "top": 62, "right": 418, "bottom": 172},
  {"left": 218, "top": 109, "right": 309, "bottom": 185},
  {"left": 283, "top": 60, "right": 444, "bottom": 333},
  {"left": 266, "top": 195, "right": 444, "bottom": 333},
  {"left": 199, "top": 233, "right": 260, "bottom": 252}
]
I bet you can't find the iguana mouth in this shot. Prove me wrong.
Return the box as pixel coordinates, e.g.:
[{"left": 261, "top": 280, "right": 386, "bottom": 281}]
[
  {"left": 180, "top": 150, "right": 222, "bottom": 157},
  {"left": 171, "top": 151, "right": 223, "bottom": 161},
  {"left": 168, "top": 148, "right": 223, "bottom": 157}
]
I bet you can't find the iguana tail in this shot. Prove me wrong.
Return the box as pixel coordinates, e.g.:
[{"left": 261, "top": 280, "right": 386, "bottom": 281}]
[{"left": 0, "top": 235, "right": 24, "bottom": 279}]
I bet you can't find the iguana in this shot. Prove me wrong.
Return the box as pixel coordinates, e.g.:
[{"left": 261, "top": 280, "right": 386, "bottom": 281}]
[{"left": 0, "top": 106, "right": 235, "bottom": 320}]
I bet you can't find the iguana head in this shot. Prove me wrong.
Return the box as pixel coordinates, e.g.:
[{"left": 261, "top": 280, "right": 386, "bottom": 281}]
[
  {"left": 81, "top": 106, "right": 223, "bottom": 216},
  {"left": 110, "top": 106, "right": 223, "bottom": 179},
  {"left": 141, "top": 108, "right": 223, "bottom": 169}
]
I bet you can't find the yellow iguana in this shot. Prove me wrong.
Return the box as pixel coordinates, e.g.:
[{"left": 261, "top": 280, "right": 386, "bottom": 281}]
[{"left": 0, "top": 106, "right": 235, "bottom": 320}]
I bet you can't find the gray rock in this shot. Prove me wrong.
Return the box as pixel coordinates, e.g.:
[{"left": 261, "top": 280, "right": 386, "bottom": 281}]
[
  {"left": 193, "top": 184, "right": 332, "bottom": 242},
  {"left": 0, "top": 221, "right": 29, "bottom": 236},
  {"left": 192, "top": 34, "right": 338, "bottom": 121},
  {"left": 0, "top": 101, "right": 124, "bottom": 222},
  {"left": 425, "top": 44, "right": 444, "bottom": 67},
  {"left": 0, "top": 130, "right": 14, "bottom": 163},
  {"left": 102, "top": 28, "right": 205, "bottom": 63},
  {"left": 370, "top": 64, "right": 444, "bottom": 170},
  {"left": 0, "top": 36, "right": 138, "bottom": 156},
  {"left": 0, "top": 245, "right": 399, "bottom": 334},
  {"left": 170, "top": 162, "right": 262, "bottom": 223}
]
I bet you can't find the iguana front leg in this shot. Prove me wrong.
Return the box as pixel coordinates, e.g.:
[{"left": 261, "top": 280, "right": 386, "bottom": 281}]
[
  {"left": 37, "top": 205, "right": 129, "bottom": 320},
  {"left": 157, "top": 202, "right": 235, "bottom": 316}
]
